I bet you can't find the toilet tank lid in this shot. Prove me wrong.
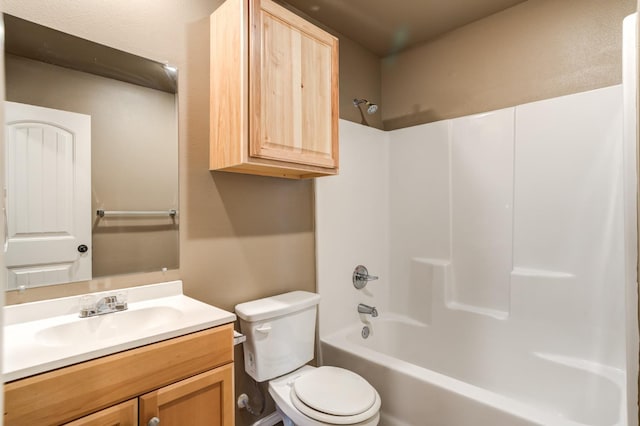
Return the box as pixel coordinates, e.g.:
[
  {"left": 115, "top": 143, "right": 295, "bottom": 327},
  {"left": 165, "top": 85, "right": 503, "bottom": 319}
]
[{"left": 235, "top": 291, "right": 321, "bottom": 322}]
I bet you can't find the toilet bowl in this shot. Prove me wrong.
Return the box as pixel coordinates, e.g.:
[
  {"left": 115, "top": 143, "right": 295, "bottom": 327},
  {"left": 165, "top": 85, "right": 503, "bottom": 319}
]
[
  {"left": 269, "top": 366, "right": 380, "bottom": 426},
  {"left": 235, "top": 291, "right": 381, "bottom": 426}
]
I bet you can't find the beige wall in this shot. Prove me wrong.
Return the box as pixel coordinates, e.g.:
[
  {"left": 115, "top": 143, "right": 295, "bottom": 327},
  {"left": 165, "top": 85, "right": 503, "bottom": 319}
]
[
  {"left": 0, "top": 3, "right": 331, "bottom": 305},
  {"left": 339, "top": 36, "right": 383, "bottom": 129},
  {"left": 2, "top": 1, "right": 377, "bottom": 425},
  {"left": 4, "top": 2, "right": 634, "bottom": 295},
  {"left": 2, "top": 0, "right": 380, "bottom": 303},
  {"left": 637, "top": 2, "right": 640, "bottom": 422},
  {"left": 5, "top": 0, "right": 634, "bottom": 423},
  {"left": 381, "top": 0, "right": 637, "bottom": 130},
  {"left": 6, "top": 55, "right": 179, "bottom": 278}
]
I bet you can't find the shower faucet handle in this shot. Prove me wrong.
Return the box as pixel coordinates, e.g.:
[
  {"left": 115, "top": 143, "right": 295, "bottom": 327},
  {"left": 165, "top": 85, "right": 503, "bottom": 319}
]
[{"left": 353, "top": 265, "right": 379, "bottom": 289}]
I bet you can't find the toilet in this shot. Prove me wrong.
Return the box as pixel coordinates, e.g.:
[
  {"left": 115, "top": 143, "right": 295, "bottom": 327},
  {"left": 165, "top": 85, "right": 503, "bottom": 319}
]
[{"left": 235, "top": 291, "right": 381, "bottom": 426}]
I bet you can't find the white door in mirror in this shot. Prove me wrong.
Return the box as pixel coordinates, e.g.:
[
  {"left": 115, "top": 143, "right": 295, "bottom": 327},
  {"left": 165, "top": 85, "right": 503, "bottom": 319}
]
[{"left": 4, "top": 101, "right": 91, "bottom": 289}]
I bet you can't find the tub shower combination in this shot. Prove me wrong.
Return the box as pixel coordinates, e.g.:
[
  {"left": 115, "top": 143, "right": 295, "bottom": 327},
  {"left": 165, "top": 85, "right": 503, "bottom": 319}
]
[{"left": 315, "top": 16, "right": 638, "bottom": 426}]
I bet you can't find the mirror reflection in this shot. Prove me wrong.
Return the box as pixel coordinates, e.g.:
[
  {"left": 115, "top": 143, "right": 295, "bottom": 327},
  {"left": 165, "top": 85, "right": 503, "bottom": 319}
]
[{"left": 4, "top": 15, "right": 179, "bottom": 291}]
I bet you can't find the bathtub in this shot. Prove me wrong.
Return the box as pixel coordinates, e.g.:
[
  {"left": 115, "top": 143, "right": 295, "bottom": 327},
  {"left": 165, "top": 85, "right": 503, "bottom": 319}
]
[{"left": 320, "top": 315, "right": 626, "bottom": 426}]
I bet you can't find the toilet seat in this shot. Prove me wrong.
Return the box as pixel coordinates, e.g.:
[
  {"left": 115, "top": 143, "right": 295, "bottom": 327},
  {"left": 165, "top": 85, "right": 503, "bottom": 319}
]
[{"left": 289, "top": 366, "right": 381, "bottom": 424}]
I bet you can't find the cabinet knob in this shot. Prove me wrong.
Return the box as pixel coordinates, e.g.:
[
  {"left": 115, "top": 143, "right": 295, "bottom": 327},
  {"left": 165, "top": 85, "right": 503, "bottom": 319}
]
[{"left": 148, "top": 417, "right": 160, "bottom": 426}]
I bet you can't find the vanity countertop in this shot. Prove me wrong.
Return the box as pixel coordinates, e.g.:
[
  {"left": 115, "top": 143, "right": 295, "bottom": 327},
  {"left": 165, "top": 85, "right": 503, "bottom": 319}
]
[{"left": 3, "top": 280, "right": 236, "bottom": 382}]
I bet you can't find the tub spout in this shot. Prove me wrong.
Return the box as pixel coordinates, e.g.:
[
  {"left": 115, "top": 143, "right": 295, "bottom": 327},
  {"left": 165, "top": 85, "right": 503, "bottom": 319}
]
[{"left": 358, "top": 303, "right": 378, "bottom": 317}]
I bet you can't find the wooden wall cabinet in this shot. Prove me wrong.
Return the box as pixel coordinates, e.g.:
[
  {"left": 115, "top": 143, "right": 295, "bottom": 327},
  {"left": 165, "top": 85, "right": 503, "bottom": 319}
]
[
  {"left": 5, "top": 324, "right": 234, "bottom": 426},
  {"left": 210, "top": 0, "right": 339, "bottom": 179}
]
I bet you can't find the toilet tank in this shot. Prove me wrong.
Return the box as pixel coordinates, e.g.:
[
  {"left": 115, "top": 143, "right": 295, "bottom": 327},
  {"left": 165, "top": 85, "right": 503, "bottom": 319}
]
[{"left": 235, "top": 291, "right": 321, "bottom": 382}]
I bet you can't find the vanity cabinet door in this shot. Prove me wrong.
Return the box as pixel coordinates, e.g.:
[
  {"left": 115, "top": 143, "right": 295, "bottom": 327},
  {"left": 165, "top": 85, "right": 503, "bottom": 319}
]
[
  {"left": 64, "top": 399, "right": 137, "bottom": 426},
  {"left": 139, "top": 363, "right": 234, "bottom": 426}
]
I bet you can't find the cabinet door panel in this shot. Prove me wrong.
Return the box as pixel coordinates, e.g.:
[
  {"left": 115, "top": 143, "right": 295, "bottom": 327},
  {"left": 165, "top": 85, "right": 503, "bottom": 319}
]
[
  {"left": 259, "top": 13, "right": 297, "bottom": 156},
  {"left": 300, "top": 34, "right": 332, "bottom": 160},
  {"left": 139, "top": 364, "right": 233, "bottom": 426},
  {"left": 251, "top": 0, "right": 338, "bottom": 169},
  {"left": 64, "top": 399, "right": 137, "bottom": 426}
]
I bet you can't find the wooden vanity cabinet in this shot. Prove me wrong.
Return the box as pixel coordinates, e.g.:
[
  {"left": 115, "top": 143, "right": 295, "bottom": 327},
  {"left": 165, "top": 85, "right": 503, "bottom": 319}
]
[
  {"left": 210, "top": 0, "right": 339, "bottom": 179},
  {"left": 62, "top": 366, "right": 234, "bottom": 426},
  {"left": 4, "top": 324, "right": 234, "bottom": 426}
]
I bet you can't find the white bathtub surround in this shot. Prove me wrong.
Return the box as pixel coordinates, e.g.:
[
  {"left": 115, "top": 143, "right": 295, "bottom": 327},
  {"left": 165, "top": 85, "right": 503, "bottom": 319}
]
[
  {"left": 622, "top": 13, "right": 639, "bottom": 426},
  {"left": 315, "top": 122, "right": 390, "bottom": 340},
  {"left": 450, "top": 108, "right": 515, "bottom": 315},
  {"left": 316, "top": 84, "right": 635, "bottom": 425}
]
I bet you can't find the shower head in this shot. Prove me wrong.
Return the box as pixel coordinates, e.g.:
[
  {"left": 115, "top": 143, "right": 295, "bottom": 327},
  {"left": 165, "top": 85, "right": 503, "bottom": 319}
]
[
  {"left": 353, "top": 98, "right": 379, "bottom": 127},
  {"left": 366, "top": 103, "right": 378, "bottom": 114},
  {"left": 353, "top": 98, "right": 378, "bottom": 115}
]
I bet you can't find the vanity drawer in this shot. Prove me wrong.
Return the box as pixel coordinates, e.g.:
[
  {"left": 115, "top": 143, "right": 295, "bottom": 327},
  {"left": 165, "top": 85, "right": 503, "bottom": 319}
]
[{"left": 4, "top": 324, "right": 234, "bottom": 426}]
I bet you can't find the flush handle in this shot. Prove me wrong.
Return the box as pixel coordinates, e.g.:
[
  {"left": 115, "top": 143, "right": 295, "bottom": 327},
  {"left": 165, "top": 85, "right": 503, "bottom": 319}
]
[
  {"left": 148, "top": 417, "right": 160, "bottom": 426},
  {"left": 255, "top": 324, "right": 271, "bottom": 334}
]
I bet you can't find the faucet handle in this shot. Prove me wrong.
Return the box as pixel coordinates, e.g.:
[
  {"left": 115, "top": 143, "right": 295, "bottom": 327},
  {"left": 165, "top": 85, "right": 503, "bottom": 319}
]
[
  {"left": 114, "top": 292, "right": 128, "bottom": 310},
  {"left": 353, "top": 265, "right": 379, "bottom": 289},
  {"left": 79, "top": 295, "right": 97, "bottom": 318}
]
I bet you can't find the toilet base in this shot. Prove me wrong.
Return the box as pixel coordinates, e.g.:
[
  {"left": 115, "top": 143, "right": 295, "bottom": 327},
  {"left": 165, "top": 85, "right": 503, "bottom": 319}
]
[{"left": 276, "top": 405, "right": 295, "bottom": 426}]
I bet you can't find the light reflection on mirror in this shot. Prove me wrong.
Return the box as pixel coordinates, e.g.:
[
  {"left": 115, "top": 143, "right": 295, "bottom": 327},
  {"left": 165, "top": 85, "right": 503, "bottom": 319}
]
[{"left": 3, "top": 15, "right": 179, "bottom": 291}]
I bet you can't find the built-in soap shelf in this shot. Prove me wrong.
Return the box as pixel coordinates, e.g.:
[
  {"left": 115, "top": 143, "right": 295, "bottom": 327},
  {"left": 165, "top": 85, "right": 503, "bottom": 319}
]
[
  {"left": 511, "top": 267, "right": 574, "bottom": 279},
  {"left": 406, "top": 257, "right": 579, "bottom": 324}
]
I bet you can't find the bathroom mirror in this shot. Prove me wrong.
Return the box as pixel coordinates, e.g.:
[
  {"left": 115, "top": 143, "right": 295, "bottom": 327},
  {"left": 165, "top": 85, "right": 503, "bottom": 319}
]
[{"left": 3, "top": 14, "right": 179, "bottom": 291}]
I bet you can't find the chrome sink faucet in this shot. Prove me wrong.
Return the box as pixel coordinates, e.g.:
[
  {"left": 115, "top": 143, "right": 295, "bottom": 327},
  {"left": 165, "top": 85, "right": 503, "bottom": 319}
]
[
  {"left": 79, "top": 293, "right": 128, "bottom": 318},
  {"left": 357, "top": 303, "right": 378, "bottom": 317}
]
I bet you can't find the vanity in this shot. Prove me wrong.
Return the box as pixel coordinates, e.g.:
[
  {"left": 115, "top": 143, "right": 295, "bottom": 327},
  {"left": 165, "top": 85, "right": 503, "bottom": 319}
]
[{"left": 3, "top": 281, "right": 236, "bottom": 426}]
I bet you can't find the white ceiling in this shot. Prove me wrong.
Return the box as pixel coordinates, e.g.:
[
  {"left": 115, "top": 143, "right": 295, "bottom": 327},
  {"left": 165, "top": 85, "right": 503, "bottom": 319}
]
[{"left": 282, "top": 0, "right": 528, "bottom": 56}]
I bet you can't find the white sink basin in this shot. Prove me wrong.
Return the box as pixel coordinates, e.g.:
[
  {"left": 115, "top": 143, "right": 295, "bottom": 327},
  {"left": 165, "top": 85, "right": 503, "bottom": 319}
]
[
  {"left": 3, "top": 280, "right": 236, "bottom": 381},
  {"left": 35, "top": 306, "right": 184, "bottom": 346}
]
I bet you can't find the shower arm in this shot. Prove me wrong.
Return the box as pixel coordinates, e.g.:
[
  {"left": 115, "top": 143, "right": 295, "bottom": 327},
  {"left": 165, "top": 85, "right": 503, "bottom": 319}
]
[{"left": 356, "top": 103, "right": 370, "bottom": 126}]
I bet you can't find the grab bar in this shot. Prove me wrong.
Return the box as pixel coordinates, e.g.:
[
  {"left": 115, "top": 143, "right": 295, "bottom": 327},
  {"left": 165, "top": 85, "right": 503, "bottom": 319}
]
[{"left": 96, "top": 209, "right": 177, "bottom": 218}]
